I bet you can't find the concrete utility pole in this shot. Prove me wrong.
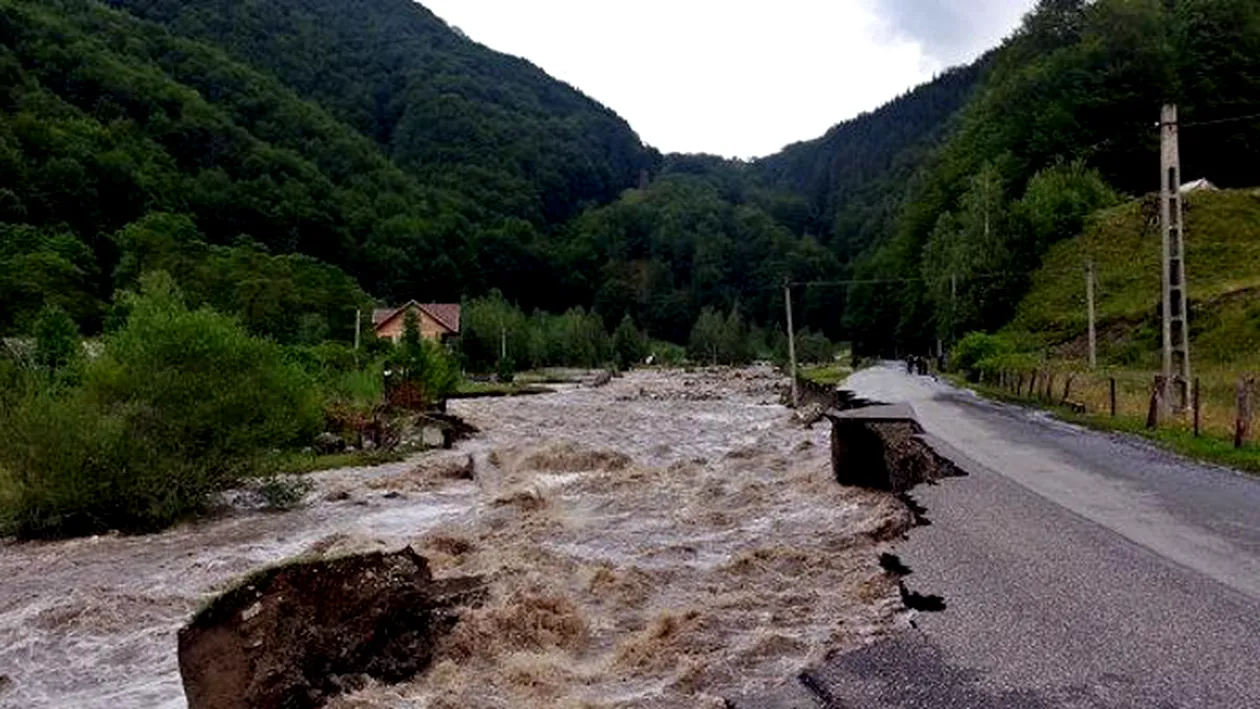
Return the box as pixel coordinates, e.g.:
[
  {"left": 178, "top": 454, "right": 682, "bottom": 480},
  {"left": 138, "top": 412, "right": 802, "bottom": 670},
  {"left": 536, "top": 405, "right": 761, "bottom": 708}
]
[
  {"left": 354, "top": 309, "right": 362, "bottom": 352},
  {"left": 1160, "top": 104, "right": 1192, "bottom": 411},
  {"left": 1086, "top": 260, "right": 1097, "bottom": 369},
  {"left": 784, "top": 281, "right": 799, "bottom": 409}
]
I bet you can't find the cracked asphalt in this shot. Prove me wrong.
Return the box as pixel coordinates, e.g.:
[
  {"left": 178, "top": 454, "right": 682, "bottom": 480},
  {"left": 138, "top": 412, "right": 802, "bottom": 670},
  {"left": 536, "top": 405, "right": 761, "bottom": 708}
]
[{"left": 811, "top": 365, "right": 1260, "bottom": 709}]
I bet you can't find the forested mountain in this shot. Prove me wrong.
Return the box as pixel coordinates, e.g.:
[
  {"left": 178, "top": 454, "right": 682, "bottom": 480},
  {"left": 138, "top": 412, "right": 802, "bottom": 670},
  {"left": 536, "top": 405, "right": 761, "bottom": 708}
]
[
  {"left": 0, "top": 0, "right": 654, "bottom": 340},
  {"left": 553, "top": 156, "right": 843, "bottom": 343},
  {"left": 9, "top": 0, "right": 1260, "bottom": 357},
  {"left": 0, "top": 0, "right": 411, "bottom": 338},
  {"left": 846, "top": 0, "right": 1260, "bottom": 355},
  {"left": 751, "top": 61, "right": 988, "bottom": 264},
  {"left": 105, "top": 0, "right": 659, "bottom": 228}
]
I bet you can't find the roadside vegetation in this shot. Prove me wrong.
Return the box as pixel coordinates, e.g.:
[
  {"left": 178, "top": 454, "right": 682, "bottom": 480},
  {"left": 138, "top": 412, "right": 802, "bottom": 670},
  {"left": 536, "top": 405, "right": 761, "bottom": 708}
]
[{"left": 948, "top": 331, "right": 1260, "bottom": 475}]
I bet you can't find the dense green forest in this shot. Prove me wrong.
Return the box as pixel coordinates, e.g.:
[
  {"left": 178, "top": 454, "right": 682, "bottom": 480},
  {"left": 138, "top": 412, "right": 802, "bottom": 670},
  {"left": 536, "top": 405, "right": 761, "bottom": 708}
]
[
  {"left": 107, "top": 0, "right": 659, "bottom": 227},
  {"left": 844, "top": 0, "right": 1260, "bottom": 354},
  {"left": 8, "top": 0, "right": 1260, "bottom": 358}
]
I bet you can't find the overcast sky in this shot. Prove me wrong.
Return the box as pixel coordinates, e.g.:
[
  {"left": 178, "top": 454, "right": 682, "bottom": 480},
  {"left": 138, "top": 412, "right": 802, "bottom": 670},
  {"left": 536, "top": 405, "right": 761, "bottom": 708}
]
[{"left": 419, "top": 0, "right": 1038, "bottom": 158}]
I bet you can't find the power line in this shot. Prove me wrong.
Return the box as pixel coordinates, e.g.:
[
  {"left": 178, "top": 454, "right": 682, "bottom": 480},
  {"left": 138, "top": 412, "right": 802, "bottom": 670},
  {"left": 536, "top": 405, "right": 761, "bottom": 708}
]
[
  {"left": 788, "top": 271, "right": 1031, "bottom": 289},
  {"left": 1177, "top": 111, "right": 1260, "bottom": 129}
]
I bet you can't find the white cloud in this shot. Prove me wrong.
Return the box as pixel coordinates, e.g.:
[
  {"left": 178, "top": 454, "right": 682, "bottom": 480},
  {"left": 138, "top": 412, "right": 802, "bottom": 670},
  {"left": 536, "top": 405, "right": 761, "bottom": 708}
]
[
  {"left": 418, "top": 0, "right": 1034, "bottom": 158},
  {"left": 868, "top": 0, "right": 1037, "bottom": 66}
]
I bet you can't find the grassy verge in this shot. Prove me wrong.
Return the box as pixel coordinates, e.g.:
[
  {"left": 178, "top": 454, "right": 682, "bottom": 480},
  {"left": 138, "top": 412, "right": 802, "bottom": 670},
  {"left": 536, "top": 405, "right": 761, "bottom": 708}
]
[
  {"left": 955, "top": 376, "right": 1260, "bottom": 475},
  {"left": 268, "top": 449, "right": 408, "bottom": 476},
  {"left": 799, "top": 362, "right": 854, "bottom": 387},
  {"left": 452, "top": 380, "right": 554, "bottom": 398}
]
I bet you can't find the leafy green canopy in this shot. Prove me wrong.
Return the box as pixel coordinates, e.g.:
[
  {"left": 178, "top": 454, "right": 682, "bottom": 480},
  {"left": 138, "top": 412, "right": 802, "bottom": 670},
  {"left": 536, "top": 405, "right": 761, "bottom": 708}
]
[
  {"left": 847, "top": 0, "right": 1260, "bottom": 354},
  {"left": 0, "top": 0, "right": 505, "bottom": 335},
  {"left": 0, "top": 274, "right": 321, "bottom": 537},
  {"left": 106, "top": 0, "right": 659, "bottom": 227}
]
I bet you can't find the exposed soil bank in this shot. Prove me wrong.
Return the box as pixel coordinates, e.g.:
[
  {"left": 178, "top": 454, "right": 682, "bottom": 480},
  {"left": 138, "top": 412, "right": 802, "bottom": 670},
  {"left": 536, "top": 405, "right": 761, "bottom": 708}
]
[
  {"left": 0, "top": 367, "right": 912, "bottom": 708},
  {"left": 179, "top": 549, "right": 484, "bottom": 709}
]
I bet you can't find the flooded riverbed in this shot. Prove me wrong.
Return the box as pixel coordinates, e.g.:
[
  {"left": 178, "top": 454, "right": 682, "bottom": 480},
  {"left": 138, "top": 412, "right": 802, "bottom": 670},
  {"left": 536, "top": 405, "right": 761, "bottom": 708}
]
[{"left": 0, "top": 367, "right": 910, "bottom": 708}]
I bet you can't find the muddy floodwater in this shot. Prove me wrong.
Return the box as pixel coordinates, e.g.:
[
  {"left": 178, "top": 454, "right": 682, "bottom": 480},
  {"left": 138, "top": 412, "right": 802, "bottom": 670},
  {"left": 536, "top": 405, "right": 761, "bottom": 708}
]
[{"left": 0, "top": 367, "right": 911, "bottom": 708}]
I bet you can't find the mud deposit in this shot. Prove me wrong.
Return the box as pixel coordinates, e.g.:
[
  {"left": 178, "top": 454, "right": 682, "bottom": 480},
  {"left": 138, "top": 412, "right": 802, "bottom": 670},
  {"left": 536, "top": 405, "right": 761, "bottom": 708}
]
[{"left": 0, "top": 367, "right": 912, "bottom": 708}]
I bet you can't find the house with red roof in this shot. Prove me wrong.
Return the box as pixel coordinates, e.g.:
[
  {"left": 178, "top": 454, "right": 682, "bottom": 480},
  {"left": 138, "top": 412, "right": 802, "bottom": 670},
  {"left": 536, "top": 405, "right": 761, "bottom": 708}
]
[{"left": 371, "top": 302, "right": 461, "bottom": 344}]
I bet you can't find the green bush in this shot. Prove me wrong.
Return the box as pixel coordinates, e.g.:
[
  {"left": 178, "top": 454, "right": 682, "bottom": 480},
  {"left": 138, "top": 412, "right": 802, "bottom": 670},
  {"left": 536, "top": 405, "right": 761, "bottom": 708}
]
[
  {"left": 496, "top": 356, "right": 517, "bottom": 384},
  {"left": 646, "top": 340, "right": 686, "bottom": 366},
  {"left": 33, "top": 305, "right": 81, "bottom": 375},
  {"left": 951, "top": 332, "right": 1016, "bottom": 381},
  {"left": 612, "top": 315, "right": 647, "bottom": 370},
  {"left": 254, "top": 475, "right": 314, "bottom": 511},
  {"left": 388, "top": 310, "right": 459, "bottom": 407},
  {"left": 0, "top": 273, "right": 322, "bottom": 538},
  {"left": 688, "top": 306, "right": 753, "bottom": 365}
]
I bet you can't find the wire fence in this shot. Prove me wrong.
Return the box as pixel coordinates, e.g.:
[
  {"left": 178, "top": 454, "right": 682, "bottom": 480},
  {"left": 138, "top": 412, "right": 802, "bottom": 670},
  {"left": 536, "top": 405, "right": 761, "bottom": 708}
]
[{"left": 974, "top": 365, "right": 1259, "bottom": 448}]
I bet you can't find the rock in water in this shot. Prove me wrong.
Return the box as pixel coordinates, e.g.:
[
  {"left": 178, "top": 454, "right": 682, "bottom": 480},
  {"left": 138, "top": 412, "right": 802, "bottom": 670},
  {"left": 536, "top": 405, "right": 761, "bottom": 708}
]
[
  {"left": 312, "top": 432, "right": 345, "bottom": 455},
  {"left": 178, "top": 548, "right": 483, "bottom": 709}
]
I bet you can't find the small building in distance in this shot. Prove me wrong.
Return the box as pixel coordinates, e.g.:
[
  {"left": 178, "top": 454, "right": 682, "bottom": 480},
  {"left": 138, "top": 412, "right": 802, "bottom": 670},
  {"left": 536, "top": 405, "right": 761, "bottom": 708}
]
[
  {"left": 372, "top": 302, "right": 461, "bottom": 344},
  {"left": 1180, "top": 178, "right": 1217, "bottom": 194}
]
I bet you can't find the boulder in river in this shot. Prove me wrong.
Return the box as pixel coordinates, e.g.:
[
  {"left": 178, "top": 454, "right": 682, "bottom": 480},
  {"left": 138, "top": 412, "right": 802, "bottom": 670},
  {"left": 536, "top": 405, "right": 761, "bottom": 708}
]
[{"left": 178, "top": 548, "right": 484, "bottom": 709}]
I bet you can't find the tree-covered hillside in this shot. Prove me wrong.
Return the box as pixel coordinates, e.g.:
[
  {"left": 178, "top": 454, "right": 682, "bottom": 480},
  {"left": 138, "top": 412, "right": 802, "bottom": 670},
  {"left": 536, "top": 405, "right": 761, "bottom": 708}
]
[
  {"left": 0, "top": 0, "right": 644, "bottom": 339},
  {"left": 0, "top": 0, "right": 423, "bottom": 338},
  {"left": 106, "top": 0, "right": 659, "bottom": 227},
  {"left": 554, "top": 156, "right": 843, "bottom": 343},
  {"left": 752, "top": 60, "right": 988, "bottom": 264},
  {"left": 12, "top": 0, "right": 1260, "bottom": 357},
  {"left": 848, "top": 0, "right": 1260, "bottom": 355}
]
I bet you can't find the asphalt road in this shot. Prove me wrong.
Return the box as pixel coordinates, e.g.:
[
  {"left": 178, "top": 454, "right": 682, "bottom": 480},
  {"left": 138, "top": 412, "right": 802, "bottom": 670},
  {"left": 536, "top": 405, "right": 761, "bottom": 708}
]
[{"left": 811, "top": 365, "right": 1260, "bottom": 709}]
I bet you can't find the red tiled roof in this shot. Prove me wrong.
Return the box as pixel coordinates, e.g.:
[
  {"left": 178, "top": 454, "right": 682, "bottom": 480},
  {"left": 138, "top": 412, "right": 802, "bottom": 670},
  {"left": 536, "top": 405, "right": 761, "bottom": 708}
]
[
  {"left": 419, "top": 303, "right": 461, "bottom": 333},
  {"left": 371, "top": 302, "right": 461, "bottom": 334}
]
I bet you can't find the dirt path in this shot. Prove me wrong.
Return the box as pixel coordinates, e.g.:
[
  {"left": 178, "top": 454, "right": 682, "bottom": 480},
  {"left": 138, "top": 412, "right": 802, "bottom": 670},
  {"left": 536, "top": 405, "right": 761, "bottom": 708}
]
[{"left": 0, "top": 367, "right": 910, "bottom": 708}]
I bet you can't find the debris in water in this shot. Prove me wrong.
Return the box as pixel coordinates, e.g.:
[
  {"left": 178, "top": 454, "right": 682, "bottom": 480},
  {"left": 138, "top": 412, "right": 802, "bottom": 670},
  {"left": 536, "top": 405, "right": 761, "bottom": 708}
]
[
  {"left": 177, "top": 548, "right": 484, "bottom": 709},
  {"left": 0, "top": 366, "right": 917, "bottom": 709}
]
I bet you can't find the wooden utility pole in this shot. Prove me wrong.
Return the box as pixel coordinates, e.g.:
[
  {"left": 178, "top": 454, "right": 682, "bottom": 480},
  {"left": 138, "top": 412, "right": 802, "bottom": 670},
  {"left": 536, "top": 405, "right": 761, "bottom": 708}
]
[
  {"left": 1160, "top": 105, "right": 1192, "bottom": 411},
  {"left": 1085, "top": 260, "right": 1098, "bottom": 369},
  {"left": 784, "top": 281, "right": 799, "bottom": 409}
]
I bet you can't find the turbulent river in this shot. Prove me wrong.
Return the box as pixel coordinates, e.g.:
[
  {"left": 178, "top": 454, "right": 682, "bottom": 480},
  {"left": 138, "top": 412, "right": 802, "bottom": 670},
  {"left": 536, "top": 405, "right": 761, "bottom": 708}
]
[{"left": 0, "top": 367, "right": 910, "bottom": 708}]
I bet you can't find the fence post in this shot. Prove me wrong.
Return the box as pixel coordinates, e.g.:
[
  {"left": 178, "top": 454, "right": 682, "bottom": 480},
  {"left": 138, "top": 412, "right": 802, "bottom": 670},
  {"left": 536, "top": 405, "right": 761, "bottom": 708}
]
[
  {"left": 1235, "top": 377, "right": 1252, "bottom": 449},
  {"left": 1046, "top": 372, "right": 1056, "bottom": 401},
  {"left": 1193, "top": 377, "right": 1201, "bottom": 438},
  {"left": 1029, "top": 371, "right": 1039, "bottom": 398},
  {"left": 1148, "top": 375, "right": 1165, "bottom": 430},
  {"left": 1062, "top": 374, "right": 1075, "bottom": 405},
  {"left": 1110, "top": 377, "right": 1117, "bottom": 418},
  {"left": 1017, "top": 373, "right": 1024, "bottom": 396}
]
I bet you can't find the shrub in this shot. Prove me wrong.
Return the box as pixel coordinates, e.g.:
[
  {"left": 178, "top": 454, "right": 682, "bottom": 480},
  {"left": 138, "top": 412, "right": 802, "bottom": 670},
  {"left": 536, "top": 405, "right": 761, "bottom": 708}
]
[
  {"left": 612, "top": 315, "right": 647, "bottom": 370},
  {"left": 951, "top": 332, "right": 1016, "bottom": 381},
  {"left": 254, "top": 475, "right": 314, "bottom": 511},
  {"left": 33, "top": 305, "right": 80, "bottom": 374},
  {"left": 496, "top": 356, "right": 517, "bottom": 384},
  {"left": 0, "top": 273, "right": 322, "bottom": 538},
  {"left": 386, "top": 310, "right": 460, "bottom": 408}
]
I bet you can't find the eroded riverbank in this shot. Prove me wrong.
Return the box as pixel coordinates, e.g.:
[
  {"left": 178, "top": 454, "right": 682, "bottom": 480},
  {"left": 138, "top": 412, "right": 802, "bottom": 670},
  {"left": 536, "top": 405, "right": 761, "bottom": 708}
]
[{"left": 0, "top": 367, "right": 911, "bottom": 708}]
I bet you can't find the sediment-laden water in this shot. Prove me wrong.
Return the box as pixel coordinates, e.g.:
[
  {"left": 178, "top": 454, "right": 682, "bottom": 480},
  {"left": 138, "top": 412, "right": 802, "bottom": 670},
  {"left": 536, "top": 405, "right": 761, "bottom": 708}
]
[{"left": 0, "top": 367, "right": 908, "bottom": 708}]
